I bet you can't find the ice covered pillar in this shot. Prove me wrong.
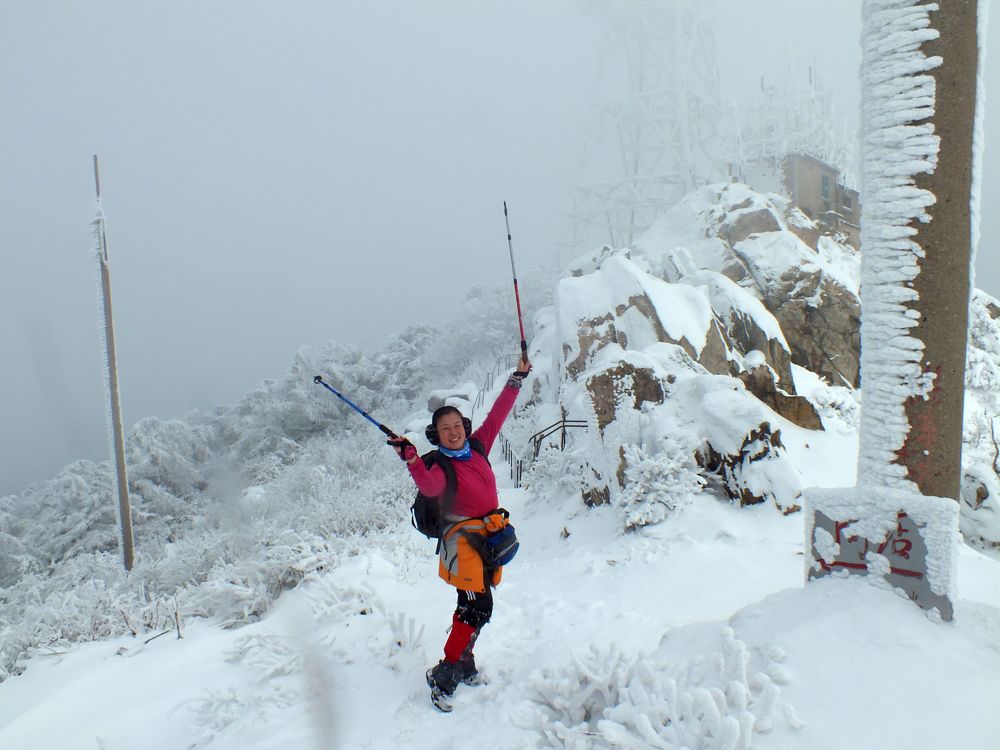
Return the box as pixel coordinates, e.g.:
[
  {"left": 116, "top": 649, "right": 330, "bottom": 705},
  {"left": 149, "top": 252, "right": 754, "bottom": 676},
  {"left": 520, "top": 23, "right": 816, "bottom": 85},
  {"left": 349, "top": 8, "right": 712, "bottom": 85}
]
[
  {"left": 900, "top": 0, "right": 978, "bottom": 497},
  {"left": 804, "top": 0, "right": 982, "bottom": 621}
]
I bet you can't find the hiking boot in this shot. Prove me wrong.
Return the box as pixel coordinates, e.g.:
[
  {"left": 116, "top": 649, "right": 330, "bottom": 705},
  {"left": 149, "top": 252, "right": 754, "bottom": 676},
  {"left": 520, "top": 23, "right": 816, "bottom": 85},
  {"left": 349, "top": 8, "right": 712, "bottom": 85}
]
[
  {"left": 426, "top": 660, "right": 462, "bottom": 713},
  {"left": 458, "top": 652, "right": 486, "bottom": 686}
]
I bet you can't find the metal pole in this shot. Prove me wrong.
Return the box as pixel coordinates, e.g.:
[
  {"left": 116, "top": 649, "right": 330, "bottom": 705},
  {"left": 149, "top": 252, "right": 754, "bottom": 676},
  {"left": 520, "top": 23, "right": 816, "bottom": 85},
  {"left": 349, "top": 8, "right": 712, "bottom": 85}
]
[
  {"left": 313, "top": 375, "right": 398, "bottom": 438},
  {"left": 93, "top": 155, "right": 135, "bottom": 571},
  {"left": 503, "top": 202, "right": 529, "bottom": 363}
]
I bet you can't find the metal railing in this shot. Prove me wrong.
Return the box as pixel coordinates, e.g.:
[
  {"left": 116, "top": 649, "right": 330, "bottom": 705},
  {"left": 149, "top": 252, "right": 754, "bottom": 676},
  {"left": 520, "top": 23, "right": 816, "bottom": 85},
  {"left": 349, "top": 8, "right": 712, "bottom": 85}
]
[
  {"left": 469, "top": 355, "right": 587, "bottom": 488},
  {"left": 529, "top": 419, "right": 589, "bottom": 459},
  {"left": 501, "top": 418, "right": 588, "bottom": 488},
  {"left": 500, "top": 433, "right": 525, "bottom": 487},
  {"left": 471, "top": 353, "right": 518, "bottom": 419}
]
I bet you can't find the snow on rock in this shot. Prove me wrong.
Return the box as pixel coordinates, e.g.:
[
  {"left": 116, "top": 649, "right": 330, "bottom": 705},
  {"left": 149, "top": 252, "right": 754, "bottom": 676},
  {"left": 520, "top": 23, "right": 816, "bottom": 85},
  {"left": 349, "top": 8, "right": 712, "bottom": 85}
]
[
  {"left": 426, "top": 381, "right": 477, "bottom": 412},
  {"left": 548, "top": 239, "right": 819, "bottom": 515},
  {"left": 549, "top": 334, "right": 806, "bottom": 514},
  {"left": 734, "top": 232, "right": 862, "bottom": 389},
  {"left": 637, "top": 182, "right": 862, "bottom": 389},
  {"left": 556, "top": 253, "right": 716, "bottom": 376},
  {"left": 555, "top": 247, "right": 819, "bottom": 431},
  {"left": 683, "top": 268, "right": 796, "bottom": 386}
]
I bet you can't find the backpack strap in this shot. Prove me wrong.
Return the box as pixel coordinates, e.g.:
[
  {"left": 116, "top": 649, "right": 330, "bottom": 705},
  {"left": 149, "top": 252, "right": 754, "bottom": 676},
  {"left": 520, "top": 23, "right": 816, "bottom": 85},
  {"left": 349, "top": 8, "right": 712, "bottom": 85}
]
[
  {"left": 424, "top": 451, "right": 459, "bottom": 509},
  {"left": 422, "top": 451, "right": 457, "bottom": 553},
  {"left": 469, "top": 438, "right": 490, "bottom": 465},
  {"left": 431, "top": 441, "right": 490, "bottom": 549}
]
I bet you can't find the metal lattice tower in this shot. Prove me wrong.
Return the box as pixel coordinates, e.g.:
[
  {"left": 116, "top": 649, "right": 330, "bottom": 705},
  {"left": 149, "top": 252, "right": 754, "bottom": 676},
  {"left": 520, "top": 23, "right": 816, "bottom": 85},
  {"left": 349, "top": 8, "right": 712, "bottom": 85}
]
[
  {"left": 735, "top": 61, "right": 857, "bottom": 190},
  {"left": 561, "top": 0, "right": 737, "bottom": 258}
]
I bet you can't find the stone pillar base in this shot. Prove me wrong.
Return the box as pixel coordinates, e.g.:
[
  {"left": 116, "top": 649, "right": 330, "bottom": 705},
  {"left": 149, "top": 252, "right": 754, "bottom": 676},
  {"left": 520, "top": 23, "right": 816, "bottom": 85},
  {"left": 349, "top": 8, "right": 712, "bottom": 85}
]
[{"left": 804, "top": 486, "right": 959, "bottom": 621}]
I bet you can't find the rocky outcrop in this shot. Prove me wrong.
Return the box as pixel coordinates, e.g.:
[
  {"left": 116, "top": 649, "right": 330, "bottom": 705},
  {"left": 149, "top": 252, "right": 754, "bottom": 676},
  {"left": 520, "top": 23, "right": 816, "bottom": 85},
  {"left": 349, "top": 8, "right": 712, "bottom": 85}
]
[
  {"left": 717, "top": 306, "right": 795, "bottom": 387},
  {"left": 582, "top": 485, "right": 611, "bottom": 507},
  {"left": 758, "top": 269, "right": 861, "bottom": 388},
  {"left": 736, "top": 366, "right": 822, "bottom": 430},
  {"left": 728, "top": 230, "right": 861, "bottom": 388},
  {"left": 552, "top": 184, "right": 877, "bottom": 519},
  {"left": 586, "top": 362, "right": 667, "bottom": 432},
  {"left": 784, "top": 205, "right": 821, "bottom": 251},
  {"left": 640, "top": 183, "right": 862, "bottom": 389},
  {"left": 718, "top": 205, "right": 782, "bottom": 247},
  {"left": 697, "top": 421, "right": 802, "bottom": 514},
  {"left": 564, "top": 312, "right": 618, "bottom": 379},
  {"left": 559, "top": 255, "right": 805, "bottom": 400},
  {"left": 426, "top": 383, "right": 477, "bottom": 412}
]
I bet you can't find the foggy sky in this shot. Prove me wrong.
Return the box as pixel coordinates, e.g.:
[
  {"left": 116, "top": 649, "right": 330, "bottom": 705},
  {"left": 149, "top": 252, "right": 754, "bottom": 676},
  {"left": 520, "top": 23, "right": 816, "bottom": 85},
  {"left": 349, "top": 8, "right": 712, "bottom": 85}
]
[{"left": 1, "top": 1, "right": 998, "bottom": 497}]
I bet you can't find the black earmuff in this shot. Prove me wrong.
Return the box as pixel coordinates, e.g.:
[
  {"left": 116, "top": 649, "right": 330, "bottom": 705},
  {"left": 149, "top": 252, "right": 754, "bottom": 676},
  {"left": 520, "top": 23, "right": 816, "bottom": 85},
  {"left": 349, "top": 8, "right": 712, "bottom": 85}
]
[{"left": 425, "top": 416, "right": 472, "bottom": 446}]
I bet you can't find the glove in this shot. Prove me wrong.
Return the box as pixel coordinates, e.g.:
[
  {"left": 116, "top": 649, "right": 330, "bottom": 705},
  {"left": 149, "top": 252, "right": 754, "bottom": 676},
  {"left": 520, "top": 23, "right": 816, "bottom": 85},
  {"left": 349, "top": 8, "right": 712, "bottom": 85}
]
[
  {"left": 387, "top": 437, "right": 417, "bottom": 463},
  {"left": 512, "top": 356, "right": 532, "bottom": 381}
]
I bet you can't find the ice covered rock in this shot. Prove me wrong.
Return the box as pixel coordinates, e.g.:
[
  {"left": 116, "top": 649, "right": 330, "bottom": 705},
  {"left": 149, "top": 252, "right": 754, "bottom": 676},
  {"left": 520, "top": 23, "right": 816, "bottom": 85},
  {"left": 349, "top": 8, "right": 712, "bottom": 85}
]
[
  {"left": 426, "top": 382, "right": 477, "bottom": 413},
  {"left": 698, "top": 420, "right": 803, "bottom": 515},
  {"left": 637, "top": 182, "right": 862, "bottom": 388},
  {"left": 734, "top": 232, "right": 860, "bottom": 387},
  {"left": 585, "top": 361, "right": 667, "bottom": 432},
  {"left": 557, "top": 253, "right": 803, "bottom": 398},
  {"left": 735, "top": 365, "right": 822, "bottom": 431}
]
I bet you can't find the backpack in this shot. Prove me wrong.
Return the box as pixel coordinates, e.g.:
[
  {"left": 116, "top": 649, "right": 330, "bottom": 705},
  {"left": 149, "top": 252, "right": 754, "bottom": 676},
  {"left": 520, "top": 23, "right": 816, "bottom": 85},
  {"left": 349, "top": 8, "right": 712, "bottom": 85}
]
[
  {"left": 480, "top": 508, "right": 519, "bottom": 567},
  {"left": 410, "top": 438, "right": 489, "bottom": 539}
]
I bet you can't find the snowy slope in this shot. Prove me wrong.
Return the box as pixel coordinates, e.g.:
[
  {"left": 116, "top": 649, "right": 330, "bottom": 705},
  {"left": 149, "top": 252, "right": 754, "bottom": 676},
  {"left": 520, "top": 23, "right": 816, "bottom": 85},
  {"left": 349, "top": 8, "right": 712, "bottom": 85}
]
[
  {"left": 1, "top": 385, "right": 998, "bottom": 748},
  {"left": 1, "top": 475, "right": 998, "bottom": 749}
]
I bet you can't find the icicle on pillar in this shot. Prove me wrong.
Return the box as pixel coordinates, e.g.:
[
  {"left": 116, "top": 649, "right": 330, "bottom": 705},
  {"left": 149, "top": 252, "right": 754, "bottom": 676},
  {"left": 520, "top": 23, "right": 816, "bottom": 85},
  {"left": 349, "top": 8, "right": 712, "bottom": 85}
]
[
  {"left": 804, "top": 0, "right": 981, "bottom": 621},
  {"left": 93, "top": 155, "right": 135, "bottom": 571}
]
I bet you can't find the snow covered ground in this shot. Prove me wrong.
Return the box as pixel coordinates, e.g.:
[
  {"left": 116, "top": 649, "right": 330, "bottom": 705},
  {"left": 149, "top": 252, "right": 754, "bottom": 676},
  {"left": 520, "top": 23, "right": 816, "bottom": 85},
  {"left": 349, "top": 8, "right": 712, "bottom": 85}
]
[
  {"left": 2, "top": 465, "right": 998, "bottom": 750},
  {"left": 3, "top": 179, "right": 998, "bottom": 749}
]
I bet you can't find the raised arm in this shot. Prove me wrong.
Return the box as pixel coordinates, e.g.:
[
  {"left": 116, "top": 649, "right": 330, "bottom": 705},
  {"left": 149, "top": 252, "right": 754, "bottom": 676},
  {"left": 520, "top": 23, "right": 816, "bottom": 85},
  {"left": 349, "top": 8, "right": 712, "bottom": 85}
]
[{"left": 471, "top": 355, "right": 531, "bottom": 453}]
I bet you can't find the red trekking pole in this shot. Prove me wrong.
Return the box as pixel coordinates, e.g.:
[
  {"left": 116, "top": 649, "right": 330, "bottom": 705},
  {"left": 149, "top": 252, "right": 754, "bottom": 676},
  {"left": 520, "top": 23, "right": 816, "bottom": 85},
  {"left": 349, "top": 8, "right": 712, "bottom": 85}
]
[{"left": 503, "top": 201, "right": 530, "bottom": 374}]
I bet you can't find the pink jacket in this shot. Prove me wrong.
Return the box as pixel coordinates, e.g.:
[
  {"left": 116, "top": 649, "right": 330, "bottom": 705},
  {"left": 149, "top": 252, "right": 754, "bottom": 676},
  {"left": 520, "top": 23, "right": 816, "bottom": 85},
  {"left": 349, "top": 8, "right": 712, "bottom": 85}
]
[{"left": 407, "top": 384, "right": 519, "bottom": 518}]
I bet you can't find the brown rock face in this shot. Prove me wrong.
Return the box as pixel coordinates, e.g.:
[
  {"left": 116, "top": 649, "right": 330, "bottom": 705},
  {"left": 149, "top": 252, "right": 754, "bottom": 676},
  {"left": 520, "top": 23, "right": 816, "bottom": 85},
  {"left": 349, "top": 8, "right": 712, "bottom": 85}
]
[
  {"left": 717, "top": 308, "right": 796, "bottom": 388},
  {"left": 565, "top": 312, "right": 618, "bottom": 379},
  {"left": 784, "top": 205, "right": 821, "bottom": 251},
  {"left": 719, "top": 207, "right": 782, "bottom": 247},
  {"left": 696, "top": 319, "right": 735, "bottom": 377},
  {"left": 761, "top": 271, "right": 861, "bottom": 388},
  {"left": 565, "top": 291, "right": 711, "bottom": 379},
  {"left": 568, "top": 284, "right": 800, "bottom": 397},
  {"left": 697, "top": 421, "right": 802, "bottom": 514},
  {"left": 692, "top": 186, "right": 862, "bottom": 389},
  {"left": 582, "top": 485, "right": 611, "bottom": 507},
  {"left": 736, "top": 366, "right": 823, "bottom": 430},
  {"left": 586, "top": 363, "right": 666, "bottom": 432}
]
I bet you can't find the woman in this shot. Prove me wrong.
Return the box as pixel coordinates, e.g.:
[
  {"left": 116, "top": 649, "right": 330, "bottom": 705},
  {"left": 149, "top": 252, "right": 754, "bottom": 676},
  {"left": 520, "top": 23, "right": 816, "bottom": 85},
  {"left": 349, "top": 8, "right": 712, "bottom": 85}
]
[{"left": 389, "top": 355, "right": 530, "bottom": 712}]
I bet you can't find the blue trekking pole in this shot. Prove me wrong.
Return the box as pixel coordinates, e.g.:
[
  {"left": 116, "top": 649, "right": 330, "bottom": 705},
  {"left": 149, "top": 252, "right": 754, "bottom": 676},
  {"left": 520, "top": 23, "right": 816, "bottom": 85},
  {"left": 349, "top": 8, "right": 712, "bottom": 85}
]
[{"left": 313, "top": 375, "right": 400, "bottom": 439}]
